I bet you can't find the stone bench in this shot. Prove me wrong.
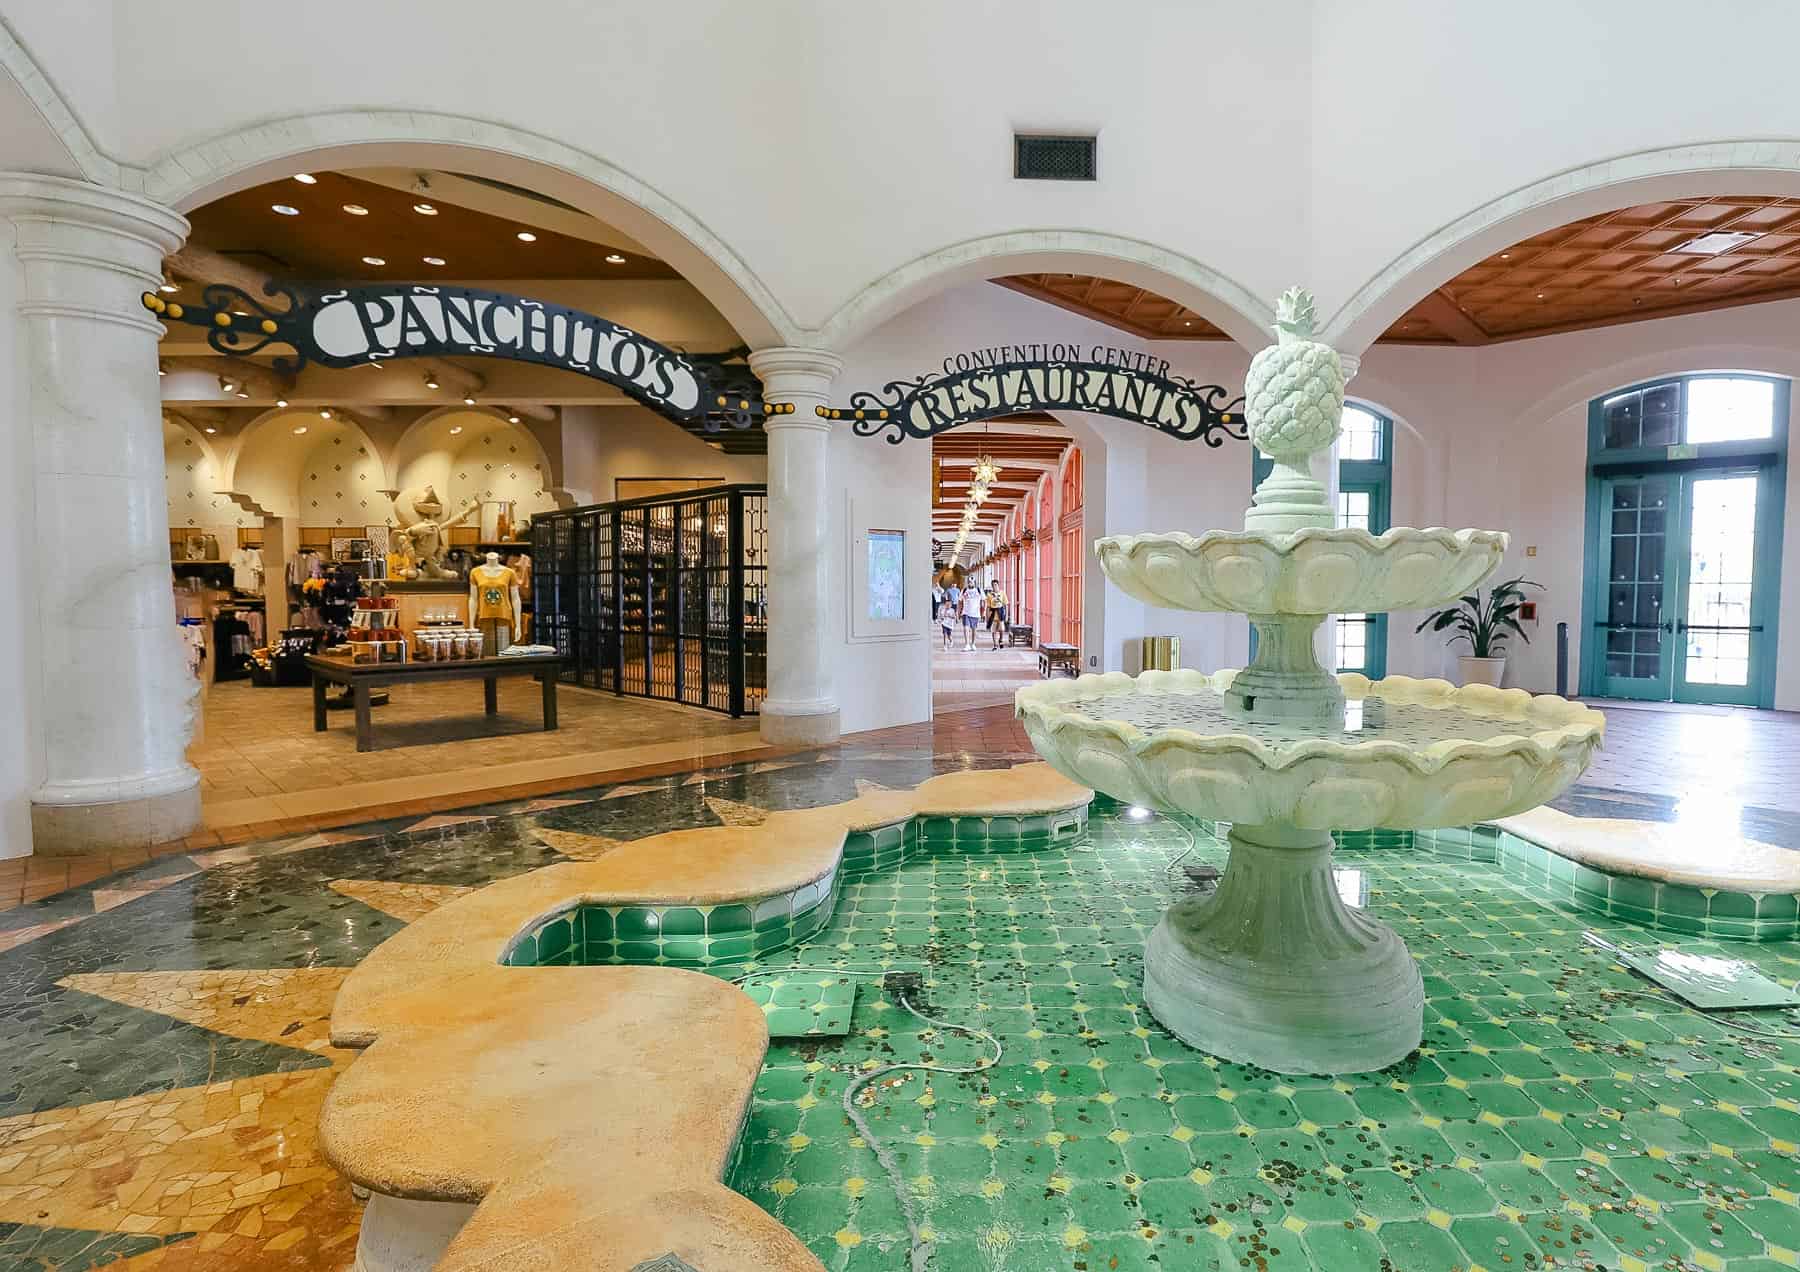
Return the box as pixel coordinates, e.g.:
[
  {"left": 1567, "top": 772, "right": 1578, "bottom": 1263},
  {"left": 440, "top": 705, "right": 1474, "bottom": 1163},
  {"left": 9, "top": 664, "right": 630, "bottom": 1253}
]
[
  {"left": 322, "top": 763, "right": 1093, "bottom": 1271},
  {"left": 1488, "top": 806, "right": 1800, "bottom": 942}
]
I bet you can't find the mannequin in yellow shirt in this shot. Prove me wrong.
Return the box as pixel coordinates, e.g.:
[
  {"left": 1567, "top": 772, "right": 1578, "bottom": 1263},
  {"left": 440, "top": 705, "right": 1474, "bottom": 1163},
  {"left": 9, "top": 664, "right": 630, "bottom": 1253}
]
[{"left": 468, "top": 551, "right": 522, "bottom": 655}]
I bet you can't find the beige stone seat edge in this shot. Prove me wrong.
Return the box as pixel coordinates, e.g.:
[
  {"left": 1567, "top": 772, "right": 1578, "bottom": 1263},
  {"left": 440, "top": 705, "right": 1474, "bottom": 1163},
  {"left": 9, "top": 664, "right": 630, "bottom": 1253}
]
[
  {"left": 1493, "top": 806, "right": 1800, "bottom": 894},
  {"left": 331, "top": 762, "right": 1092, "bottom": 1047}
]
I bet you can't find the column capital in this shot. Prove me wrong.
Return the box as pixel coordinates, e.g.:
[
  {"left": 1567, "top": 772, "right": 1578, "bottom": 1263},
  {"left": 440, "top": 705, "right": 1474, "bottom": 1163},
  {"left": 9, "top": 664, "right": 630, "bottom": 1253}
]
[
  {"left": 0, "top": 172, "right": 187, "bottom": 257},
  {"left": 1337, "top": 352, "right": 1362, "bottom": 383},
  {"left": 749, "top": 345, "right": 843, "bottom": 386},
  {"left": 751, "top": 347, "right": 843, "bottom": 434}
]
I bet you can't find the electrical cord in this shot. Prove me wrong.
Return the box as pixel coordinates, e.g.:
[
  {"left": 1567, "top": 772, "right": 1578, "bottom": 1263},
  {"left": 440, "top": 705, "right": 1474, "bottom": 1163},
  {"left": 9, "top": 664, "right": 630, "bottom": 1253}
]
[{"left": 839, "top": 989, "right": 1004, "bottom": 1272}]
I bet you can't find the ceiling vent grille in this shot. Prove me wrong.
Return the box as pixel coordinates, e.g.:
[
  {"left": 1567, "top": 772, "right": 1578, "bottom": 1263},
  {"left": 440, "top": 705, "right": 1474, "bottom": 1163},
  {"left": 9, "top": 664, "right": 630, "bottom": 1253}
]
[{"left": 1014, "top": 135, "right": 1097, "bottom": 182}]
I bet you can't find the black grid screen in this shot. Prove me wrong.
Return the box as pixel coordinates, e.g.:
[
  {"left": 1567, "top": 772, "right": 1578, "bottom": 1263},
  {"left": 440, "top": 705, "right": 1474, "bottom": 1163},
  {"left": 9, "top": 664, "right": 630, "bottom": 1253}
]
[
  {"left": 1014, "top": 134, "right": 1097, "bottom": 181},
  {"left": 533, "top": 484, "right": 768, "bottom": 716}
]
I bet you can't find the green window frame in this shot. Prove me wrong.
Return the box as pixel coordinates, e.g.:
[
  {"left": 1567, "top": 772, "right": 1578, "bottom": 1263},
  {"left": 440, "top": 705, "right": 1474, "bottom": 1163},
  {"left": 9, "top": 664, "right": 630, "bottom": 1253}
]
[
  {"left": 1578, "top": 372, "right": 1788, "bottom": 707},
  {"left": 1252, "top": 403, "right": 1393, "bottom": 678}
]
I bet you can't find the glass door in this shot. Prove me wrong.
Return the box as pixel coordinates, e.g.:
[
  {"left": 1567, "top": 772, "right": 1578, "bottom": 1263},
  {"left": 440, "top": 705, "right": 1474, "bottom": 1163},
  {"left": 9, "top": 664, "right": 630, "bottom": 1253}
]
[
  {"left": 1593, "top": 473, "right": 1677, "bottom": 700},
  {"left": 1591, "top": 468, "right": 1775, "bottom": 705},
  {"left": 1674, "top": 470, "right": 1764, "bottom": 706}
]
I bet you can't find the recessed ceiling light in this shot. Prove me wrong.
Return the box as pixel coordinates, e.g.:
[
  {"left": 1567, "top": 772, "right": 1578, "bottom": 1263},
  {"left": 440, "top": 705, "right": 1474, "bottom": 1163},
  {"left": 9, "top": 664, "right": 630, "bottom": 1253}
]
[
  {"left": 1675, "top": 230, "right": 1758, "bottom": 255},
  {"left": 235, "top": 390, "right": 249, "bottom": 398},
  {"left": 292, "top": 425, "right": 308, "bottom": 435},
  {"left": 604, "top": 253, "right": 627, "bottom": 264},
  {"left": 362, "top": 256, "right": 386, "bottom": 266},
  {"left": 516, "top": 231, "right": 537, "bottom": 242},
  {"left": 158, "top": 365, "right": 166, "bottom": 376},
  {"left": 424, "top": 375, "right": 440, "bottom": 390},
  {"left": 423, "top": 256, "right": 446, "bottom": 266},
  {"left": 203, "top": 426, "right": 217, "bottom": 434},
  {"left": 271, "top": 204, "right": 300, "bottom": 216},
  {"left": 1500, "top": 252, "right": 1511, "bottom": 260},
  {"left": 293, "top": 173, "right": 318, "bottom": 185},
  {"left": 159, "top": 282, "right": 179, "bottom": 293},
  {"left": 343, "top": 203, "right": 369, "bottom": 216},
  {"left": 449, "top": 425, "right": 463, "bottom": 435},
  {"left": 463, "top": 396, "right": 476, "bottom": 405},
  {"left": 318, "top": 408, "right": 332, "bottom": 419},
  {"left": 276, "top": 398, "right": 288, "bottom": 408},
  {"left": 413, "top": 202, "right": 438, "bottom": 216},
  {"left": 507, "top": 414, "right": 521, "bottom": 424},
  {"left": 1536, "top": 293, "right": 1545, "bottom": 300}
]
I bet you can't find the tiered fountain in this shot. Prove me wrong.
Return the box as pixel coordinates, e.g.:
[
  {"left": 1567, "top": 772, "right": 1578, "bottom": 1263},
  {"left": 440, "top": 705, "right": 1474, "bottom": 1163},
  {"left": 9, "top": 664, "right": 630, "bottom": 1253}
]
[{"left": 1017, "top": 288, "right": 1605, "bottom": 1075}]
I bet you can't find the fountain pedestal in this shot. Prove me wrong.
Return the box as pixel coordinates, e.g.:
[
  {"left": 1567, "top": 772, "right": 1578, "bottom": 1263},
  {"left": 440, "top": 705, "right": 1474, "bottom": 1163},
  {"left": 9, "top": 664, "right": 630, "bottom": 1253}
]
[{"left": 1144, "top": 823, "right": 1422, "bottom": 1073}]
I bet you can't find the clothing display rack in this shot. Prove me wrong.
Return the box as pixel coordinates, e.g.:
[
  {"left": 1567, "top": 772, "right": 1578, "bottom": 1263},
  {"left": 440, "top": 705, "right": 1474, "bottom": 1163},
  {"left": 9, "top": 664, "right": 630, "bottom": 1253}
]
[{"left": 532, "top": 484, "right": 766, "bottom": 716}]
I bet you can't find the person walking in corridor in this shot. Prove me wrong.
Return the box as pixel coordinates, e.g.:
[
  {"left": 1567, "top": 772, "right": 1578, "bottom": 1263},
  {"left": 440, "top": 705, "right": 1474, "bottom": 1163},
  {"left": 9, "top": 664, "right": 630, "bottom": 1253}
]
[{"left": 960, "top": 580, "right": 984, "bottom": 651}]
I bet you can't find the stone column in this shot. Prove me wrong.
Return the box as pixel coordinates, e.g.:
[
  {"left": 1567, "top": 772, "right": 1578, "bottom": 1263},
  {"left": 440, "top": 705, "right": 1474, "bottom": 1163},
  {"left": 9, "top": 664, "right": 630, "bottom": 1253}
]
[
  {"left": 0, "top": 174, "right": 199, "bottom": 854},
  {"left": 748, "top": 347, "right": 842, "bottom": 746}
]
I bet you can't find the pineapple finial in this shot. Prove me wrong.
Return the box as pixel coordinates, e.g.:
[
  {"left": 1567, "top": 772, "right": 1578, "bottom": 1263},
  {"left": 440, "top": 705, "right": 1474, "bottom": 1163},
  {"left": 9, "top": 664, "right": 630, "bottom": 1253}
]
[{"left": 1272, "top": 287, "right": 1317, "bottom": 345}]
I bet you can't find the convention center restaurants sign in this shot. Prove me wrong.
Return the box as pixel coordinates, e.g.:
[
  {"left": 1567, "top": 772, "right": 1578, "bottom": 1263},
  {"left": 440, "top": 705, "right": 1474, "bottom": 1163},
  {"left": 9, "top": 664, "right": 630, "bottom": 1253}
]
[
  {"left": 825, "top": 342, "right": 1247, "bottom": 444},
  {"left": 143, "top": 282, "right": 764, "bottom": 432}
]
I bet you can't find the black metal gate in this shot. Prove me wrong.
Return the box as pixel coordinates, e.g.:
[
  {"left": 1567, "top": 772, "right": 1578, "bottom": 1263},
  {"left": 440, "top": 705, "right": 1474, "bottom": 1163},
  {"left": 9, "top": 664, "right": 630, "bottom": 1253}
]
[{"left": 532, "top": 484, "right": 767, "bottom": 716}]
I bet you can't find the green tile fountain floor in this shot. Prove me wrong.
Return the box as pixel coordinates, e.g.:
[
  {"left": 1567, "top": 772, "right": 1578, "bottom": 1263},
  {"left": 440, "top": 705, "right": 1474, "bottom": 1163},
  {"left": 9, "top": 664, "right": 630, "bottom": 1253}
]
[{"left": 726, "top": 804, "right": 1800, "bottom": 1272}]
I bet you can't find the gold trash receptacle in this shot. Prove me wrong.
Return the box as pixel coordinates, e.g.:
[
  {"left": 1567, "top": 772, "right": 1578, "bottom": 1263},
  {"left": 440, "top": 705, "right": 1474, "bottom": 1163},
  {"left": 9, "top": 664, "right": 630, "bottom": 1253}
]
[{"left": 1140, "top": 636, "right": 1180, "bottom": 671}]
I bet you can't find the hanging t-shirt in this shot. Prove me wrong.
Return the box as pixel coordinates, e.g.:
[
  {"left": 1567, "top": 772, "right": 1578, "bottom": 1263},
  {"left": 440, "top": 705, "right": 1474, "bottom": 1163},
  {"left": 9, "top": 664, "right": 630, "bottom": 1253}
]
[{"left": 229, "top": 545, "right": 263, "bottom": 592}]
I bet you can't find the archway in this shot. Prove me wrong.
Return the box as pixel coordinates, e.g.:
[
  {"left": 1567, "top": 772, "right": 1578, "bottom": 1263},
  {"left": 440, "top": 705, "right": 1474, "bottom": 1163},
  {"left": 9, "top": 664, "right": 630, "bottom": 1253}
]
[
  {"left": 817, "top": 230, "right": 1274, "bottom": 353},
  {"left": 142, "top": 112, "right": 793, "bottom": 350},
  {"left": 1324, "top": 140, "right": 1800, "bottom": 355}
]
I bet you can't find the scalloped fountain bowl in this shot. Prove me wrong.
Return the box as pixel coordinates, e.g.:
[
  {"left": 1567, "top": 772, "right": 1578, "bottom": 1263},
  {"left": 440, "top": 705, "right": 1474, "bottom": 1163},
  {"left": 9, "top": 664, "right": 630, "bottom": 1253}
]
[
  {"left": 1095, "top": 527, "right": 1510, "bottom": 614},
  {"left": 1016, "top": 669, "right": 1603, "bottom": 829}
]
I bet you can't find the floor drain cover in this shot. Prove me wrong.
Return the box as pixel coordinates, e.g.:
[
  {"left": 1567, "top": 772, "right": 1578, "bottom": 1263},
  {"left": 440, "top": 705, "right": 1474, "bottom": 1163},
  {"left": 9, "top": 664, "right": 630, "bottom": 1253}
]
[
  {"left": 1620, "top": 945, "right": 1800, "bottom": 1010},
  {"left": 740, "top": 975, "right": 858, "bottom": 1038}
]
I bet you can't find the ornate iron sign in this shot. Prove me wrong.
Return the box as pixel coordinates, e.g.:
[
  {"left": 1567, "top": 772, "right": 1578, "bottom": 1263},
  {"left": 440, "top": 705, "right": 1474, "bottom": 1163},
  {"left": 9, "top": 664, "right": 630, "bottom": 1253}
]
[
  {"left": 143, "top": 283, "right": 764, "bottom": 432},
  {"left": 826, "top": 346, "right": 1246, "bottom": 445}
]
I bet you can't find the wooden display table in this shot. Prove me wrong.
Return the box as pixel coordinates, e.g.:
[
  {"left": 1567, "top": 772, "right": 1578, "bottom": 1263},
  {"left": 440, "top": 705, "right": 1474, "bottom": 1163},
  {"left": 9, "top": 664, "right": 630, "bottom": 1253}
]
[
  {"left": 1007, "top": 624, "right": 1035, "bottom": 648},
  {"left": 1038, "top": 642, "right": 1080, "bottom": 678},
  {"left": 307, "top": 653, "right": 562, "bottom": 752}
]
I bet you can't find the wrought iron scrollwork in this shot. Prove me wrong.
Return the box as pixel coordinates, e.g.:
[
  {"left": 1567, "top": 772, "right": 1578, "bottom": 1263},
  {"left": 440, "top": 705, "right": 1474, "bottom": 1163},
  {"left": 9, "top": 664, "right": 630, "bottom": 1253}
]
[{"left": 195, "top": 282, "right": 308, "bottom": 376}]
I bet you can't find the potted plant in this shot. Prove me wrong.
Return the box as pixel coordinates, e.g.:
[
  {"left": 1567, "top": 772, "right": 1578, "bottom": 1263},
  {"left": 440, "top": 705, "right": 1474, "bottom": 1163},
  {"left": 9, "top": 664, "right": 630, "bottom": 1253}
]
[{"left": 1414, "top": 576, "right": 1540, "bottom": 687}]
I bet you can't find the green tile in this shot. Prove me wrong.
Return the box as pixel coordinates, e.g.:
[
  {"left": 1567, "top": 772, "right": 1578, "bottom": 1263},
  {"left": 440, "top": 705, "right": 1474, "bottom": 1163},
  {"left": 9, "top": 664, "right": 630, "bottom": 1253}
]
[
  {"left": 1658, "top": 884, "right": 1707, "bottom": 918},
  {"left": 708, "top": 903, "right": 753, "bottom": 935},
  {"left": 661, "top": 906, "right": 705, "bottom": 936},
  {"left": 614, "top": 906, "right": 660, "bottom": 939},
  {"left": 581, "top": 906, "right": 614, "bottom": 943}
]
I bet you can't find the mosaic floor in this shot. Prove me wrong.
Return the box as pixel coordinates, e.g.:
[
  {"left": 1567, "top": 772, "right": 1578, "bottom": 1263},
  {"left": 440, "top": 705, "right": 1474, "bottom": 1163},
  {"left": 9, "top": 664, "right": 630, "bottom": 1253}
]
[{"left": 0, "top": 714, "right": 1796, "bottom": 1269}]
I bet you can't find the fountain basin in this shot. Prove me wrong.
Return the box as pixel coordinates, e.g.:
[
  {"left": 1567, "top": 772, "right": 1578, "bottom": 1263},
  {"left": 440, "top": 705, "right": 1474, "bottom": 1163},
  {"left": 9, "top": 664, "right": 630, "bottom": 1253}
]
[
  {"left": 1017, "top": 669, "right": 1603, "bottom": 830},
  {"left": 1095, "top": 526, "right": 1510, "bottom": 614}
]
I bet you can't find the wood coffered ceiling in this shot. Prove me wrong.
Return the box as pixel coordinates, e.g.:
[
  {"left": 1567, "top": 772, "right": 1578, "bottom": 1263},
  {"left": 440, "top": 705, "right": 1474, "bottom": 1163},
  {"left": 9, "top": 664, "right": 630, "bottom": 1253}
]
[
  {"left": 931, "top": 422, "right": 1074, "bottom": 535},
  {"left": 1385, "top": 196, "right": 1800, "bottom": 345},
  {"left": 995, "top": 275, "right": 1228, "bottom": 339},
  {"left": 186, "top": 172, "right": 677, "bottom": 283},
  {"left": 1002, "top": 197, "right": 1800, "bottom": 348}
]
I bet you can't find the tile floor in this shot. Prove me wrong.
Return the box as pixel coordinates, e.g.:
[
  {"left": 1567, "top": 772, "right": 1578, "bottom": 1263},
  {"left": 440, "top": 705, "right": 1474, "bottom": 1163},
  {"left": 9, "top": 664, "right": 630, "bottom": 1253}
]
[
  {"left": 193, "top": 678, "right": 756, "bottom": 802},
  {"left": 932, "top": 644, "right": 1045, "bottom": 716},
  {"left": 0, "top": 700, "right": 1795, "bottom": 1269}
]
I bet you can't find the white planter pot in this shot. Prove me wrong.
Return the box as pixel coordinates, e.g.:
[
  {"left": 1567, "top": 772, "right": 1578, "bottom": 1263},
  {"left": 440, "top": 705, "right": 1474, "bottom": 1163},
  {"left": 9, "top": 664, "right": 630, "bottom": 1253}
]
[{"left": 1458, "top": 656, "right": 1506, "bottom": 687}]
